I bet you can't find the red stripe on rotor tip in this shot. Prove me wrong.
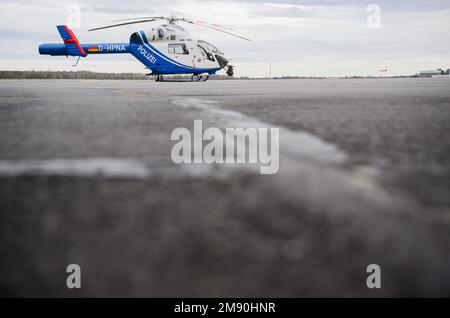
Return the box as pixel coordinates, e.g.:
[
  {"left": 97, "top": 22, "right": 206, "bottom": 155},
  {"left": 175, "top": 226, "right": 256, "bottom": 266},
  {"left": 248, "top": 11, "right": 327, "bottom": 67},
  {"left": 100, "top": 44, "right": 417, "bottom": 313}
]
[{"left": 63, "top": 25, "right": 87, "bottom": 57}]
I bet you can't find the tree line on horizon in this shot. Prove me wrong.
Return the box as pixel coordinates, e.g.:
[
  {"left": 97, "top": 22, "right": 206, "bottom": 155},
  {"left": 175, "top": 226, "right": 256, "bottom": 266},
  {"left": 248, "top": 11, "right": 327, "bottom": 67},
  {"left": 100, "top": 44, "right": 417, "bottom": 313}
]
[
  {"left": 0, "top": 70, "right": 148, "bottom": 80},
  {"left": 0, "top": 71, "right": 326, "bottom": 80}
]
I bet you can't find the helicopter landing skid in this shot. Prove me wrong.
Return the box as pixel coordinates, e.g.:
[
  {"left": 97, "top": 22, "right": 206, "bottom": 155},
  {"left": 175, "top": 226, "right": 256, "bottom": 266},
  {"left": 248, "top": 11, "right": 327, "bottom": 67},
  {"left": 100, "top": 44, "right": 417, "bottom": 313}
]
[
  {"left": 153, "top": 75, "right": 210, "bottom": 82},
  {"left": 192, "top": 75, "right": 210, "bottom": 82}
]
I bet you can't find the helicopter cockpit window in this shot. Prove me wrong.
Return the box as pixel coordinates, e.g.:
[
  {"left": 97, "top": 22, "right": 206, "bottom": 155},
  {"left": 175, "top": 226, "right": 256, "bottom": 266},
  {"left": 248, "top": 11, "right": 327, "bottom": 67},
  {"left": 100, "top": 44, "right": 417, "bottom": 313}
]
[
  {"left": 198, "top": 40, "right": 223, "bottom": 55},
  {"left": 198, "top": 45, "right": 215, "bottom": 62},
  {"left": 168, "top": 43, "right": 189, "bottom": 55}
]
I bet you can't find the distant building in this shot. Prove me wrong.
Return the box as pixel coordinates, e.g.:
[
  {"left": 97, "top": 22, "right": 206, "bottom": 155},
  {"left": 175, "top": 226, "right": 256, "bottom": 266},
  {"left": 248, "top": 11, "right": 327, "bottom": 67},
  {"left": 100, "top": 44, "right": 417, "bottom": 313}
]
[{"left": 419, "top": 69, "right": 444, "bottom": 77}]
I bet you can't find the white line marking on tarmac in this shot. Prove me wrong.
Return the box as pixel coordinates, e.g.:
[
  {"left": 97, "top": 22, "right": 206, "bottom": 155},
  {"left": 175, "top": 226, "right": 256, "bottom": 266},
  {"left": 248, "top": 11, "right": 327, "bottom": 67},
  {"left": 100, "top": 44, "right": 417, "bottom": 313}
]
[
  {"left": 0, "top": 158, "right": 257, "bottom": 179},
  {"left": 172, "top": 97, "right": 348, "bottom": 165},
  {"left": 0, "top": 158, "right": 151, "bottom": 179}
]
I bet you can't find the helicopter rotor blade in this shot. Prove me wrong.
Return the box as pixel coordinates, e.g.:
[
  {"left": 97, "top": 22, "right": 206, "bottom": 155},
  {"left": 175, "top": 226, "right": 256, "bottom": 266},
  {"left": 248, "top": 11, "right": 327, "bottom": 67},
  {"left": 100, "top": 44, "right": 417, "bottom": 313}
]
[
  {"left": 89, "top": 16, "right": 252, "bottom": 41},
  {"left": 110, "top": 16, "right": 165, "bottom": 23},
  {"left": 89, "top": 19, "right": 160, "bottom": 32},
  {"left": 189, "top": 19, "right": 235, "bottom": 31},
  {"left": 181, "top": 19, "right": 252, "bottom": 41},
  {"left": 112, "top": 16, "right": 235, "bottom": 31},
  {"left": 206, "top": 27, "right": 252, "bottom": 41}
]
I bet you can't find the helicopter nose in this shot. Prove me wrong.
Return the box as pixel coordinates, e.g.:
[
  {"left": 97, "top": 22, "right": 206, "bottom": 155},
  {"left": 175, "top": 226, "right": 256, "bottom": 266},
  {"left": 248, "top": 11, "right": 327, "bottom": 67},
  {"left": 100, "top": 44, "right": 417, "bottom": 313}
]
[{"left": 215, "top": 55, "right": 229, "bottom": 68}]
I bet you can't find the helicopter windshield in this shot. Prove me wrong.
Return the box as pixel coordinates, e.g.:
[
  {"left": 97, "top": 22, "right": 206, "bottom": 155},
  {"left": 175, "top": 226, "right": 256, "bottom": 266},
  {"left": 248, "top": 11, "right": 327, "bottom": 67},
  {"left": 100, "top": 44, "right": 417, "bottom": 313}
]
[
  {"left": 198, "top": 44, "right": 215, "bottom": 62},
  {"left": 198, "top": 40, "right": 224, "bottom": 55}
]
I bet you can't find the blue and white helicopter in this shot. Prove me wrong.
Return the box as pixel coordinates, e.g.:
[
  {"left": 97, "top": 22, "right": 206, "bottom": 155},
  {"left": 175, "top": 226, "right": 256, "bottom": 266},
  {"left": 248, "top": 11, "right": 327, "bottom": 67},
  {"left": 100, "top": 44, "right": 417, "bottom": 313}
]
[{"left": 39, "top": 16, "right": 251, "bottom": 82}]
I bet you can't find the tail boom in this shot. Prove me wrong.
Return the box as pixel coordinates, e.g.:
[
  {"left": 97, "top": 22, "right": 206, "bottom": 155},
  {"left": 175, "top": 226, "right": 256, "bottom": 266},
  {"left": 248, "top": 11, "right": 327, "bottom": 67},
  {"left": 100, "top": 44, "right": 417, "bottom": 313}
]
[
  {"left": 39, "top": 43, "right": 131, "bottom": 57},
  {"left": 39, "top": 25, "right": 130, "bottom": 57}
]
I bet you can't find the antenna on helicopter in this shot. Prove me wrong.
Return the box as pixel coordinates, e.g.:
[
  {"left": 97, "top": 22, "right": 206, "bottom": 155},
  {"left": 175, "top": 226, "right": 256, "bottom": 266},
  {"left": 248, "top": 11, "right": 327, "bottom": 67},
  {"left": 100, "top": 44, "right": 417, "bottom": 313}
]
[{"left": 88, "top": 16, "right": 252, "bottom": 41}]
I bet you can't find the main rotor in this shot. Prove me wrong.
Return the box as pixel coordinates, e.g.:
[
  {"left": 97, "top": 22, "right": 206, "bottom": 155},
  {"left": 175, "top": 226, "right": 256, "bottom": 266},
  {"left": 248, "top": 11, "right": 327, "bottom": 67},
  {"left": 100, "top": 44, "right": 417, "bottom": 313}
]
[{"left": 89, "top": 15, "right": 252, "bottom": 41}]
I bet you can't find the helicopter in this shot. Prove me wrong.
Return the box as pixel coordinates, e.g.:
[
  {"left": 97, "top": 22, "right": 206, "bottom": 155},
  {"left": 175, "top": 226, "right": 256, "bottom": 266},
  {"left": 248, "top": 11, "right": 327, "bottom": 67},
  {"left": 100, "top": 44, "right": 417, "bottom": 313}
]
[{"left": 38, "top": 16, "right": 251, "bottom": 82}]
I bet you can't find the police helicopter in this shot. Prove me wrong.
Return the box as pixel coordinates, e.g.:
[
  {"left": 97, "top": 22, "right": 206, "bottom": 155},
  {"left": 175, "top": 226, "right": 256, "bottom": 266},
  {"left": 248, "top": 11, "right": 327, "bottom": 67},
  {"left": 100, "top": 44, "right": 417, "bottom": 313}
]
[{"left": 39, "top": 16, "right": 251, "bottom": 82}]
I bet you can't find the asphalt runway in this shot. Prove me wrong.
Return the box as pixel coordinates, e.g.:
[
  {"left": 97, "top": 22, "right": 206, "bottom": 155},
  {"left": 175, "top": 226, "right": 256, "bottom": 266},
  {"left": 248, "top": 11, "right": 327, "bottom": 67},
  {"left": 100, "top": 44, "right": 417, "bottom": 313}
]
[{"left": 0, "top": 78, "right": 449, "bottom": 297}]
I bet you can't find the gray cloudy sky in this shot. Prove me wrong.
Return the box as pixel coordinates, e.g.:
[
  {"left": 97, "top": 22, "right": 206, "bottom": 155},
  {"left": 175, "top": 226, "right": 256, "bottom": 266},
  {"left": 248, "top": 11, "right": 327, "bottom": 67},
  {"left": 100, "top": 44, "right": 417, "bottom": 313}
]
[{"left": 0, "top": 0, "right": 449, "bottom": 77}]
